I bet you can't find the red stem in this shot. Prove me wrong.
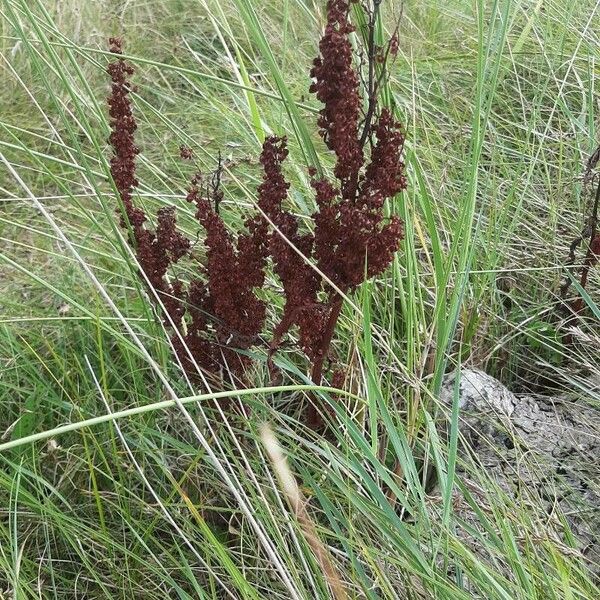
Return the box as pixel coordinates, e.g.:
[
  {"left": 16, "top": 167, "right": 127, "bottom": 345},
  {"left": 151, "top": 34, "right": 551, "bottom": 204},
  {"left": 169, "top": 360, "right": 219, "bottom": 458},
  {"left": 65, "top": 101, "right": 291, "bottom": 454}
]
[
  {"left": 307, "top": 294, "right": 345, "bottom": 428},
  {"left": 571, "top": 177, "right": 600, "bottom": 315}
]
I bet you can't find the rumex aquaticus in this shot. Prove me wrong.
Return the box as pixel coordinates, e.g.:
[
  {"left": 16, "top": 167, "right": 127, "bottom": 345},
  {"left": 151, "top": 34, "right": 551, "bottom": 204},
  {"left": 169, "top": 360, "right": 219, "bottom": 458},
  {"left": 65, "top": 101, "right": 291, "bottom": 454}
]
[
  {"left": 107, "top": 39, "right": 268, "bottom": 383},
  {"left": 107, "top": 0, "right": 407, "bottom": 428},
  {"left": 560, "top": 147, "right": 600, "bottom": 341},
  {"left": 260, "top": 0, "right": 406, "bottom": 426}
]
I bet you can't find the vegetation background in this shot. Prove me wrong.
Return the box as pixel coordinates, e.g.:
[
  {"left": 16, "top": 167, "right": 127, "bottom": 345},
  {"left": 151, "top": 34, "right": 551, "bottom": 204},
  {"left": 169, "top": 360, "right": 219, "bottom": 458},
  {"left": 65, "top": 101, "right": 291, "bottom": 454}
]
[{"left": 0, "top": 0, "right": 599, "bottom": 598}]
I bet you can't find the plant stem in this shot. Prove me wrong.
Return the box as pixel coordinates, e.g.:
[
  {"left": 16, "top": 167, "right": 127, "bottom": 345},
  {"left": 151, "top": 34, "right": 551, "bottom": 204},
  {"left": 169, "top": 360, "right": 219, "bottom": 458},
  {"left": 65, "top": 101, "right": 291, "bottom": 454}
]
[{"left": 308, "top": 294, "right": 345, "bottom": 428}]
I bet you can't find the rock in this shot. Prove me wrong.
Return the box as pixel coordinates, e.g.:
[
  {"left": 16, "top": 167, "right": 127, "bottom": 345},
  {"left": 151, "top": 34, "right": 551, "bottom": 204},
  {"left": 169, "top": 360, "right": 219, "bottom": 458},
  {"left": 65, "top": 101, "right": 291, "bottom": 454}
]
[{"left": 435, "top": 368, "right": 600, "bottom": 580}]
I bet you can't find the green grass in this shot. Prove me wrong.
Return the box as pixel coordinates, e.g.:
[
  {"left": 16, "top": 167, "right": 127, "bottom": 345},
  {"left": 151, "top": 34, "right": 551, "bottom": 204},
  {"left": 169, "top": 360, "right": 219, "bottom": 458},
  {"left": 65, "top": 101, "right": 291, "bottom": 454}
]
[{"left": 1, "top": 0, "right": 599, "bottom": 598}]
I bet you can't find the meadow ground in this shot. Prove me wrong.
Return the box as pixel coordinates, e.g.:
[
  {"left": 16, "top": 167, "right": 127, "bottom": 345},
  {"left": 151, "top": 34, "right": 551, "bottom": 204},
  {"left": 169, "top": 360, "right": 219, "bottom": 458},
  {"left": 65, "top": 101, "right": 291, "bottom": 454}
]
[{"left": 0, "top": 0, "right": 599, "bottom": 598}]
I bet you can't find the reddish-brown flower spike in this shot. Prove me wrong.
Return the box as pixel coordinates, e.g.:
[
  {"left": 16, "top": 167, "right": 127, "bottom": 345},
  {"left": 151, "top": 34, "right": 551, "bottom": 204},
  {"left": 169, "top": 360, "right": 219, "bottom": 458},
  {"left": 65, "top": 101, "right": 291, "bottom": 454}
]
[
  {"left": 310, "top": 0, "right": 363, "bottom": 183},
  {"left": 312, "top": 176, "right": 341, "bottom": 285},
  {"left": 107, "top": 38, "right": 144, "bottom": 230},
  {"left": 360, "top": 109, "right": 407, "bottom": 207},
  {"left": 156, "top": 206, "right": 191, "bottom": 263},
  {"left": 310, "top": 106, "right": 406, "bottom": 291},
  {"left": 176, "top": 277, "right": 215, "bottom": 373},
  {"left": 108, "top": 39, "right": 191, "bottom": 335},
  {"left": 189, "top": 169, "right": 268, "bottom": 374},
  {"left": 257, "top": 136, "right": 327, "bottom": 360},
  {"left": 257, "top": 136, "right": 290, "bottom": 221},
  {"left": 261, "top": 4, "right": 407, "bottom": 393}
]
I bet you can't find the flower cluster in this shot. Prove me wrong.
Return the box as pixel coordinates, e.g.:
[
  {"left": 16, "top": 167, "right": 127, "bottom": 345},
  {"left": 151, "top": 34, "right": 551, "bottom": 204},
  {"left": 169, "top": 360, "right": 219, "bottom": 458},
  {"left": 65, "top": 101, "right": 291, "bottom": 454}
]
[
  {"left": 107, "top": 38, "right": 143, "bottom": 229},
  {"left": 107, "top": 38, "right": 189, "bottom": 331},
  {"left": 185, "top": 171, "right": 268, "bottom": 374},
  {"left": 310, "top": 0, "right": 363, "bottom": 183},
  {"left": 107, "top": 42, "right": 267, "bottom": 380},
  {"left": 108, "top": 0, "right": 407, "bottom": 425},
  {"left": 310, "top": 110, "right": 405, "bottom": 291},
  {"left": 257, "top": 137, "right": 324, "bottom": 361},
  {"left": 261, "top": 0, "right": 406, "bottom": 397}
]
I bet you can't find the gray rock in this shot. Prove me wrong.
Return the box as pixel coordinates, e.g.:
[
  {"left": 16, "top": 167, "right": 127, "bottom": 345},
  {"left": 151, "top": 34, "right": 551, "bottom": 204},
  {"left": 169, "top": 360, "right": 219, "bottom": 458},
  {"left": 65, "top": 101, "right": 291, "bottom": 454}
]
[{"left": 435, "top": 368, "right": 600, "bottom": 580}]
